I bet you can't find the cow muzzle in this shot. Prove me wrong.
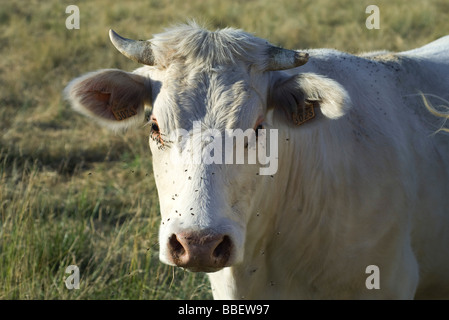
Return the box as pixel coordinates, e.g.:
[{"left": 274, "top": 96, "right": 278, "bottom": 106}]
[{"left": 167, "top": 231, "right": 233, "bottom": 272}]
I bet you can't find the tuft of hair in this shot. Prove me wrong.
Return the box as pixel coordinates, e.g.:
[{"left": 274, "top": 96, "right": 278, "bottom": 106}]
[
  {"left": 421, "top": 92, "right": 449, "bottom": 133},
  {"left": 150, "top": 21, "right": 273, "bottom": 70}
]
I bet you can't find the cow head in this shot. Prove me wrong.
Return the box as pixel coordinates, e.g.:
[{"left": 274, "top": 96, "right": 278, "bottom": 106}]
[{"left": 65, "top": 23, "right": 350, "bottom": 273}]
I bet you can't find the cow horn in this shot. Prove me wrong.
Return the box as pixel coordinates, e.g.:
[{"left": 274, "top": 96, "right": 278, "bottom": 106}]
[
  {"left": 109, "top": 29, "right": 155, "bottom": 65},
  {"left": 265, "top": 46, "right": 309, "bottom": 71}
]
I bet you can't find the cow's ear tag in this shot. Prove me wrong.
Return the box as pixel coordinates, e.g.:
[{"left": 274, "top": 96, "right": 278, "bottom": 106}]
[
  {"left": 93, "top": 90, "right": 138, "bottom": 121},
  {"left": 107, "top": 98, "right": 138, "bottom": 121},
  {"left": 292, "top": 101, "right": 315, "bottom": 126},
  {"left": 111, "top": 105, "right": 138, "bottom": 121}
]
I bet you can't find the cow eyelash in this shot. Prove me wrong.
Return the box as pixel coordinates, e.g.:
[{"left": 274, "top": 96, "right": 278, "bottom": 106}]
[
  {"left": 149, "top": 118, "right": 166, "bottom": 149},
  {"left": 244, "top": 120, "right": 264, "bottom": 149},
  {"left": 255, "top": 123, "right": 264, "bottom": 139},
  {"left": 254, "top": 118, "right": 264, "bottom": 139}
]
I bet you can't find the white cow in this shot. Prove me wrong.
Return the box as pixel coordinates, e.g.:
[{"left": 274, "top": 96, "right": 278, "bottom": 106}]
[{"left": 65, "top": 23, "right": 449, "bottom": 299}]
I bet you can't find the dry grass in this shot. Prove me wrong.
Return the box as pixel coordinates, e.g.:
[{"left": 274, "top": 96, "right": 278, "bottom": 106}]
[{"left": 1, "top": 0, "right": 448, "bottom": 299}]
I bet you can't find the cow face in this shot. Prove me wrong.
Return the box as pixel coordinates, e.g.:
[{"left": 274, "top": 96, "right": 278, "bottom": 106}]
[
  {"left": 65, "top": 23, "right": 349, "bottom": 273},
  {"left": 145, "top": 61, "right": 276, "bottom": 272}
]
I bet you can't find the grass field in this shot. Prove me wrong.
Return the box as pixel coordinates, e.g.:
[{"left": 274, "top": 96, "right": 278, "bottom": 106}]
[{"left": 1, "top": 0, "right": 448, "bottom": 300}]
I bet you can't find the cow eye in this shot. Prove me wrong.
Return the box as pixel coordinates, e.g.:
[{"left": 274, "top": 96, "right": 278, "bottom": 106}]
[
  {"left": 151, "top": 121, "right": 159, "bottom": 133},
  {"left": 255, "top": 123, "right": 264, "bottom": 139},
  {"left": 149, "top": 117, "right": 164, "bottom": 147}
]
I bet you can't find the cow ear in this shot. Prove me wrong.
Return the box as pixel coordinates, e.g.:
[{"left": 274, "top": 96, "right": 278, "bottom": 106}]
[
  {"left": 64, "top": 69, "right": 151, "bottom": 131},
  {"left": 269, "top": 73, "right": 351, "bottom": 126}
]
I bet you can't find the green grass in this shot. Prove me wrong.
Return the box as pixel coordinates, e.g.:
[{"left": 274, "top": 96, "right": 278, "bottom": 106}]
[{"left": 1, "top": 0, "right": 448, "bottom": 300}]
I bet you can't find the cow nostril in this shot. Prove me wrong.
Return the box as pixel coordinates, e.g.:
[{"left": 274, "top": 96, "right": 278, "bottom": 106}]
[
  {"left": 169, "top": 234, "right": 185, "bottom": 259},
  {"left": 167, "top": 232, "right": 234, "bottom": 271},
  {"left": 213, "top": 235, "right": 232, "bottom": 260}
]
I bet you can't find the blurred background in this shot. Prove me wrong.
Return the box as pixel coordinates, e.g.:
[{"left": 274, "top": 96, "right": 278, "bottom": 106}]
[{"left": 1, "top": 0, "right": 448, "bottom": 299}]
